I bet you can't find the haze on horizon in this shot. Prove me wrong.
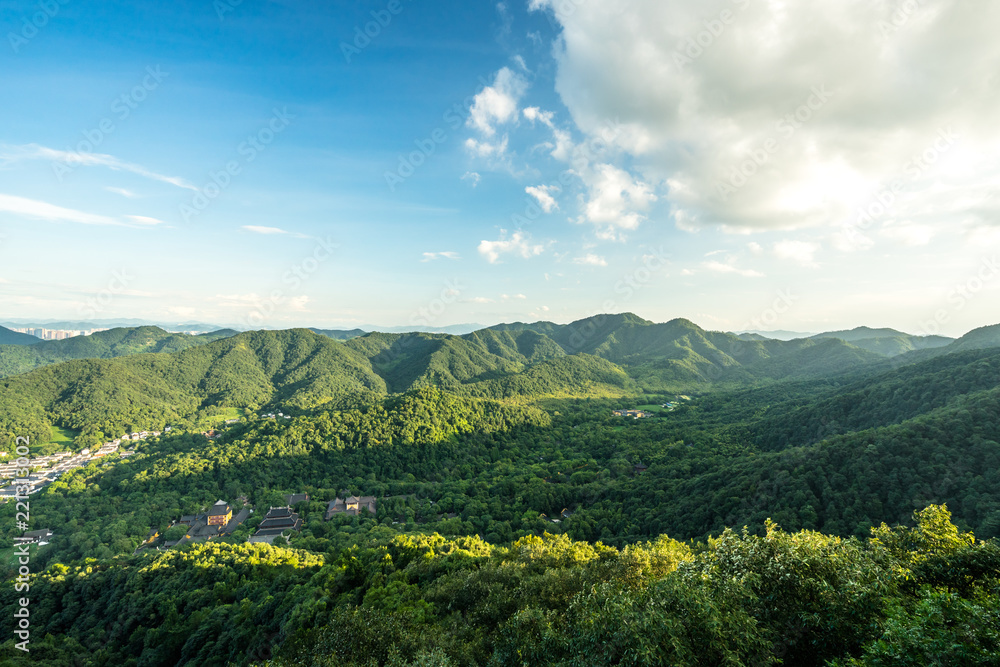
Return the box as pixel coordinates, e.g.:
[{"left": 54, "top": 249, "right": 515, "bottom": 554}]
[{"left": 1, "top": 0, "right": 999, "bottom": 338}]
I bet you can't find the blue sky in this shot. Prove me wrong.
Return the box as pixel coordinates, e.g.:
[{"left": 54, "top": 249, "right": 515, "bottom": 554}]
[{"left": 1, "top": 0, "right": 999, "bottom": 336}]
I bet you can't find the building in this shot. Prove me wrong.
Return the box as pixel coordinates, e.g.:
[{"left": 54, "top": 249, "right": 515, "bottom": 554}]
[
  {"left": 206, "top": 500, "right": 233, "bottom": 526},
  {"left": 613, "top": 409, "right": 654, "bottom": 419},
  {"left": 19, "top": 529, "right": 53, "bottom": 545},
  {"left": 250, "top": 506, "right": 302, "bottom": 544},
  {"left": 256, "top": 506, "right": 302, "bottom": 531},
  {"left": 326, "top": 495, "right": 377, "bottom": 520},
  {"left": 285, "top": 493, "right": 310, "bottom": 505}
]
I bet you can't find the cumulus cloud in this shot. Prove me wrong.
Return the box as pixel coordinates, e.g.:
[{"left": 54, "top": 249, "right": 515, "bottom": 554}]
[
  {"left": 467, "top": 67, "right": 528, "bottom": 137},
  {"left": 773, "top": 240, "right": 820, "bottom": 267},
  {"left": 477, "top": 230, "right": 545, "bottom": 263},
  {"left": 526, "top": 184, "right": 560, "bottom": 213},
  {"left": 879, "top": 221, "right": 935, "bottom": 246},
  {"left": 572, "top": 253, "right": 608, "bottom": 266},
  {"left": 461, "top": 171, "right": 481, "bottom": 187},
  {"left": 523, "top": 106, "right": 555, "bottom": 128},
  {"left": 576, "top": 164, "right": 656, "bottom": 239},
  {"left": 465, "top": 136, "right": 509, "bottom": 158},
  {"left": 530, "top": 0, "right": 1000, "bottom": 240}
]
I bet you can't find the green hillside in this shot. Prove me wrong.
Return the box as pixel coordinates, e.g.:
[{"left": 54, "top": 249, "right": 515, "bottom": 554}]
[
  {"left": 0, "top": 325, "right": 41, "bottom": 346},
  {"left": 809, "top": 326, "right": 954, "bottom": 357},
  {"left": 0, "top": 326, "right": 237, "bottom": 378}
]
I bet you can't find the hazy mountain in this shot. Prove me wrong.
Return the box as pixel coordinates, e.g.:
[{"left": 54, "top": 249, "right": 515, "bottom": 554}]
[
  {"left": 732, "top": 329, "right": 817, "bottom": 341},
  {"left": 359, "top": 323, "right": 486, "bottom": 335},
  {"left": 808, "top": 326, "right": 954, "bottom": 357},
  {"left": 0, "top": 327, "right": 238, "bottom": 378},
  {"left": 311, "top": 328, "right": 368, "bottom": 341},
  {"left": 0, "top": 325, "right": 41, "bottom": 346}
]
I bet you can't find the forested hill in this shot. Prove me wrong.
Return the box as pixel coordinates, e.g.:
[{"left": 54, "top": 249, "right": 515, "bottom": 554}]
[
  {"left": 0, "top": 328, "right": 629, "bottom": 447},
  {"left": 0, "top": 325, "right": 40, "bottom": 346},
  {"left": 0, "top": 326, "right": 237, "bottom": 378},
  {"left": 809, "top": 326, "right": 954, "bottom": 357},
  {"left": 3, "top": 317, "right": 1000, "bottom": 449}
]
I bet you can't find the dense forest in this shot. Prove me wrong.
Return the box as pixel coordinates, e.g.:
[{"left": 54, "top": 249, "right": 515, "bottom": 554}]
[{"left": 1, "top": 315, "right": 999, "bottom": 664}]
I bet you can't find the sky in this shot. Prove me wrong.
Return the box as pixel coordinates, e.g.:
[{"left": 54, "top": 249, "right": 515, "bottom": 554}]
[{"left": 1, "top": 0, "right": 998, "bottom": 336}]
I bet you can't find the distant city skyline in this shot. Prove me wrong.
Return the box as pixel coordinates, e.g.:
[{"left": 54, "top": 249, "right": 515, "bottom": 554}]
[{"left": 2, "top": 1, "right": 999, "bottom": 338}]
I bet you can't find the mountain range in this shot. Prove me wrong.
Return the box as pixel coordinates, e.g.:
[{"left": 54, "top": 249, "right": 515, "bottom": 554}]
[{"left": 1, "top": 313, "right": 999, "bottom": 449}]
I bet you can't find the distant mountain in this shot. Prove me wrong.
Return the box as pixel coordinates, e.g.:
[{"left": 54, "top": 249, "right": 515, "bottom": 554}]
[
  {"left": 0, "top": 325, "right": 41, "bottom": 346},
  {"left": 736, "top": 333, "right": 771, "bottom": 341},
  {"left": 359, "top": 323, "right": 486, "bottom": 335},
  {"left": 488, "top": 313, "right": 884, "bottom": 385},
  {"left": 733, "top": 329, "right": 817, "bottom": 341},
  {"left": 945, "top": 323, "right": 1000, "bottom": 353},
  {"left": 810, "top": 326, "right": 954, "bottom": 357},
  {"left": 311, "top": 328, "right": 368, "bottom": 341},
  {"left": 5, "top": 316, "right": 999, "bottom": 446},
  {"left": 0, "top": 318, "right": 228, "bottom": 332},
  {"left": 0, "top": 328, "right": 628, "bottom": 445},
  {"left": 0, "top": 327, "right": 238, "bottom": 378}
]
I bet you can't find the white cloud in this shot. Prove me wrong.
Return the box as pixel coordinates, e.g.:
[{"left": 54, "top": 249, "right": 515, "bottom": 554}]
[
  {"left": 469, "top": 296, "right": 494, "bottom": 304},
  {"left": 501, "top": 293, "right": 528, "bottom": 300},
  {"left": 0, "top": 144, "right": 198, "bottom": 191},
  {"left": 0, "top": 193, "right": 149, "bottom": 227},
  {"left": 241, "top": 225, "right": 309, "bottom": 238},
  {"left": 243, "top": 225, "right": 288, "bottom": 235},
  {"left": 288, "top": 295, "right": 310, "bottom": 311},
  {"left": 461, "top": 171, "right": 481, "bottom": 187},
  {"left": 124, "top": 215, "right": 165, "bottom": 226},
  {"left": 477, "top": 230, "right": 545, "bottom": 263},
  {"left": 467, "top": 67, "right": 529, "bottom": 137},
  {"left": 421, "top": 251, "right": 460, "bottom": 262},
  {"left": 576, "top": 164, "right": 656, "bottom": 239},
  {"left": 525, "top": 184, "right": 560, "bottom": 213},
  {"left": 530, "top": 1, "right": 1000, "bottom": 240},
  {"left": 879, "top": 222, "right": 935, "bottom": 246},
  {"left": 702, "top": 260, "right": 764, "bottom": 278},
  {"left": 573, "top": 253, "right": 607, "bottom": 266},
  {"left": 773, "top": 240, "right": 820, "bottom": 267},
  {"left": 465, "top": 136, "right": 509, "bottom": 158},
  {"left": 105, "top": 187, "right": 140, "bottom": 198},
  {"left": 523, "top": 107, "right": 555, "bottom": 128}
]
